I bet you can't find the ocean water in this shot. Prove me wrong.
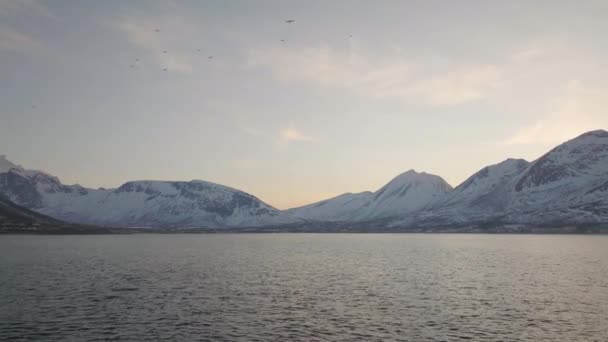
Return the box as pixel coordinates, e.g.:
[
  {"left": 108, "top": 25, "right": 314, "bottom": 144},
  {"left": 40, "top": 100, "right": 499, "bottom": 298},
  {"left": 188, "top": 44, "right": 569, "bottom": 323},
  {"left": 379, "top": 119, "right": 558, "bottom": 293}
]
[{"left": 0, "top": 234, "right": 607, "bottom": 341}]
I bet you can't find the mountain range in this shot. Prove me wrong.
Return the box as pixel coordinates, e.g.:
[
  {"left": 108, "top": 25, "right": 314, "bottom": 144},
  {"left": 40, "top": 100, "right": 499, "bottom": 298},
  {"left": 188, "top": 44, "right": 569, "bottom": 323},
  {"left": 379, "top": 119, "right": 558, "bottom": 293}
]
[
  {"left": 0, "top": 155, "right": 299, "bottom": 228},
  {"left": 1, "top": 129, "right": 607, "bottom": 231}
]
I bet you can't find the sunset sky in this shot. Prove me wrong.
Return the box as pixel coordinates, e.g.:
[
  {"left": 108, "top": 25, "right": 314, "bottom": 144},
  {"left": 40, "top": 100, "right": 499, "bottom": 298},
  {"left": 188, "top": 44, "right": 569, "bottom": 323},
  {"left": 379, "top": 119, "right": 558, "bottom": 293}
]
[{"left": 2, "top": 0, "right": 608, "bottom": 209}]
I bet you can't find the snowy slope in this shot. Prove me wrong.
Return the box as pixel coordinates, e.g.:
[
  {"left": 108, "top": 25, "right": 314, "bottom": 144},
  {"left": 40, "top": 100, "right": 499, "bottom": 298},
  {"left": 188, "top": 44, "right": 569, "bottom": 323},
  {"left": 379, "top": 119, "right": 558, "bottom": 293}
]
[
  {"left": 0, "top": 161, "right": 301, "bottom": 228},
  {"left": 285, "top": 191, "right": 373, "bottom": 221},
  {"left": 0, "top": 195, "right": 64, "bottom": 226},
  {"left": 287, "top": 170, "right": 453, "bottom": 221},
  {"left": 433, "top": 158, "right": 530, "bottom": 209},
  {"left": 408, "top": 158, "right": 530, "bottom": 225}
]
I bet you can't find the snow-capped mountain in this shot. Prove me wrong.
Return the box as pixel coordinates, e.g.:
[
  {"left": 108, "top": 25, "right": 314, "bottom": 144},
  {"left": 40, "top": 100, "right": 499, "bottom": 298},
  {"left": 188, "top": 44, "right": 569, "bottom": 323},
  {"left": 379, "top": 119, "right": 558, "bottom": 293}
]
[
  {"left": 287, "top": 170, "right": 453, "bottom": 221},
  {"left": 390, "top": 129, "right": 608, "bottom": 228},
  {"left": 369, "top": 170, "right": 453, "bottom": 217},
  {"left": 2, "top": 129, "right": 607, "bottom": 230},
  {"left": 0, "top": 161, "right": 300, "bottom": 228}
]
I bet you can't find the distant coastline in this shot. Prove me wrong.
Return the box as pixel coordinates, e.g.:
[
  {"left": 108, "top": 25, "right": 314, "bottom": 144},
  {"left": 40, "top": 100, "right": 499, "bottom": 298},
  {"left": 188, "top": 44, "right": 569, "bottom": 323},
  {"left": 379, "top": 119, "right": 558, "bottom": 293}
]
[{"left": 2, "top": 224, "right": 607, "bottom": 235}]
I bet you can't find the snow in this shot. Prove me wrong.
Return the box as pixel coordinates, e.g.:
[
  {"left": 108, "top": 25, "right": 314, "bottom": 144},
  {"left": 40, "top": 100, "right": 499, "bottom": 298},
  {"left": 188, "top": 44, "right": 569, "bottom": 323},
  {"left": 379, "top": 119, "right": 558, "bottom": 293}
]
[
  {"left": 285, "top": 191, "right": 373, "bottom": 221},
  {"left": 428, "top": 158, "right": 530, "bottom": 211}
]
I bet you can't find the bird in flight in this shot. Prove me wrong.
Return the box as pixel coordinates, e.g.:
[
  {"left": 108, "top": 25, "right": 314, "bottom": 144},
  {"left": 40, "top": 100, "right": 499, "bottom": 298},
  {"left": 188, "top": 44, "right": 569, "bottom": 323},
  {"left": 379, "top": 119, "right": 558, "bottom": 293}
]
[
  {"left": 136, "top": 58, "right": 140, "bottom": 61},
  {"left": 208, "top": 56, "right": 213, "bottom": 60},
  {"left": 280, "top": 39, "right": 285, "bottom": 43},
  {"left": 154, "top": 29, "right": 160, "bottom": 32},
  {"left": 163, "top": 68, "right": 168, "bottom": 71},
  {"left": 163, "top": 51, "right": 168, "bottom": 54},
  {"left": 285, "top": 19, "right": 295, "bottom": 23}
]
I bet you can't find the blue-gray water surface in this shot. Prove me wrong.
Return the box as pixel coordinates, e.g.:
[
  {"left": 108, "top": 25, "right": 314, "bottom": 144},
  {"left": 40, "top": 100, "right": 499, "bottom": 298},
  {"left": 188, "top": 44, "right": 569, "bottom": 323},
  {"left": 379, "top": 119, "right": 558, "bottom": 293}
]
[{"left": 0, "top": 234, "right": 607, "bottom": 341}]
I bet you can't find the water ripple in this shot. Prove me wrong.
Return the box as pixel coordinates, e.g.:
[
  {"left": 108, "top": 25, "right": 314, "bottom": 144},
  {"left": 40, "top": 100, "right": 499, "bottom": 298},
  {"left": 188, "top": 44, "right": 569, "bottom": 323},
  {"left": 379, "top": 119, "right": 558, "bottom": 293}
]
[{"left": 1, "top": 234, "right": 607, "bottom": 341}]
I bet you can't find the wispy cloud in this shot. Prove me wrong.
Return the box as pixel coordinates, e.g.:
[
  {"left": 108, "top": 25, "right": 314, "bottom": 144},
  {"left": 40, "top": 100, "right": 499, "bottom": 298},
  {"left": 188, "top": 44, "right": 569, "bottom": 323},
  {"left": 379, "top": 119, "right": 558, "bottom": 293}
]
[
  {"left": 0, "top": 0, "right": 56, "bottom": 19},
  {"left": 510, "top": 46, "right": 544, "bottom": 63},
  {"left": 281, "top": 128, "right": 313, "bottom": 143},
  {"left": 247, "top": 46, "right": 411, "bottom": 97},
  {"left": 504, "top": 114, "right": 602, "bottom": 146},
  {"left": 237, "top": 124, "right": 265, "bottom": 138},
  {"left": 246, "top": 45, "right": 501, "bottom": 106},
  {"left": 0, "top": 26, "right": 43, "bottom": 54},
  {"left": 409, "top": 65, "right": 502, "bottom": 105},
  {"left": 233, "top": 159, "right": 260, "bottom": 170},
  {"left": 504, "top": 81, "right": 607, "bottom": 145}
]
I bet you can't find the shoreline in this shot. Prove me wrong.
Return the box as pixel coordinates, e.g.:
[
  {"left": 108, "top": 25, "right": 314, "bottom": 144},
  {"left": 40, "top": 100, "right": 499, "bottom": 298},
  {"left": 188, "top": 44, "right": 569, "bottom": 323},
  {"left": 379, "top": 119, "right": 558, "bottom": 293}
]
[{"left": 2, "top": 226, "right": 607, "bottom": 235}]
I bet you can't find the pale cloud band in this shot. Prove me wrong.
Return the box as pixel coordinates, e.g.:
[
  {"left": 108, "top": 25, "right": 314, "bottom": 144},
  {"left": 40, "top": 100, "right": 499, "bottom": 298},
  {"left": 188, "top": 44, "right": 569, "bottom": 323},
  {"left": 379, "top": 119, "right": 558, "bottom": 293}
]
[
  {"left": 0, "top": 0, "right": 56, "bottom": 19},
  {"left": 0, "top": 26, "right": 43, "bottom": 53},
  {"left": 247, "top": 45, "right": 502, "bottom": 106},
  {"left": 504, "top": 81, "right": 607, "bottom": 145},
  {"left": 246, "top": 42, "right": 605, "bottom": 147},
  {"left": 281, "top": 128, "right": 313, "bottom": 143}
]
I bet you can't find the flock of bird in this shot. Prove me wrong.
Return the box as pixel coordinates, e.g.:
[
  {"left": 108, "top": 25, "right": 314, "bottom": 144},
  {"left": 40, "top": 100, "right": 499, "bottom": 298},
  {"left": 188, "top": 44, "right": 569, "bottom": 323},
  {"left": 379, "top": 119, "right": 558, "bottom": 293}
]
[
  {"left": 29, "top": 19, "right": 358, "bottom": 110},
  {"left": 128, "top": 19, "right": 297, "bottom": 72},
  {"left": 30, "top": 19, "right": 298, "bottom": 110},
  {"left": 128, "top": 30, "right": 215, "bottom": 71}
]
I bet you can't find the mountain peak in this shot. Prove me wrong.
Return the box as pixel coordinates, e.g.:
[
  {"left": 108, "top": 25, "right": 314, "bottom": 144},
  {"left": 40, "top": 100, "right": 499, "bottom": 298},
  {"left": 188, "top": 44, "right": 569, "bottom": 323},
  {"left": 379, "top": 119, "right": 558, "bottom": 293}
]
[
  {"left": 559, "top": 129, "right": 608, "bottom": 148},
  {"left": 489, "top": 158, "right": 530, "bottom": 173},
  {"left": 402, "top": 168, "right": 425, "bottom": 175},
  {"left": 577, "top": 129, "right": 608, "bottom": 139},
  {"left": 383, "top": 169, "right": 446, "bottom": 189},
  {"left": 0, "top": 155, "right": 21, "bottom": 173},
  {"left": 503, "top": 157, "right": 529, "bottom": 163}
]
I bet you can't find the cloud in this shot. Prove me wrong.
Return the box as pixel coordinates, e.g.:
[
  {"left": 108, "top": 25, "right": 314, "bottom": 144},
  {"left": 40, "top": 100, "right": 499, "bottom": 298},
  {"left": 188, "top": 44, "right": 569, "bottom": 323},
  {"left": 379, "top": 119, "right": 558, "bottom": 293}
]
[
  {"left": 0, "top": 26, "right": 43, "bottom": 53},
  {"left": 113, "top": 17, "right": 193, "bottom": 73},
  {"left": 409, "top": 65, "right": 502, "bottom": 105},
  {"left": 246, "top": 45, "right": 501, "bottom": 106},
  {"left": 281, "top": 128, "right": 313, "bottom": 142},
  {"left": 504, "top": 114, "right": 602, "bottom": 146},
  {"left": 0, "top": 0, "right": 55, "bottom": 19},
  {"left": 237, "top": 124, "right": 264, "bottom": 138},
  {"left": 233, "top": 159, "right": 260, "bottom": 170},
  {"left": 247, "top": 46, "right": 411, "bottom": 95},
  {"left": 504, "top": 81, "right": 608, "bottom": 145},
  {"left": 510, "top": 46, "right": 544, "bottom": 63},
  {"left": 508, "top": 39, "right": 573, "bottom": 64},
  {"left": 157, "top": 53, "right": 193, "bottom": 73}
]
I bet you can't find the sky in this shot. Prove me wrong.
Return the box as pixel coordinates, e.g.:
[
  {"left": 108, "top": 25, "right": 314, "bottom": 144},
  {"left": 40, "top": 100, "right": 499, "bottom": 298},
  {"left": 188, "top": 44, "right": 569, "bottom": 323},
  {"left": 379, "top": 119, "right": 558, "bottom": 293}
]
[{"left": 1, "top": 0, "right": 608, "bottom": 209}]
